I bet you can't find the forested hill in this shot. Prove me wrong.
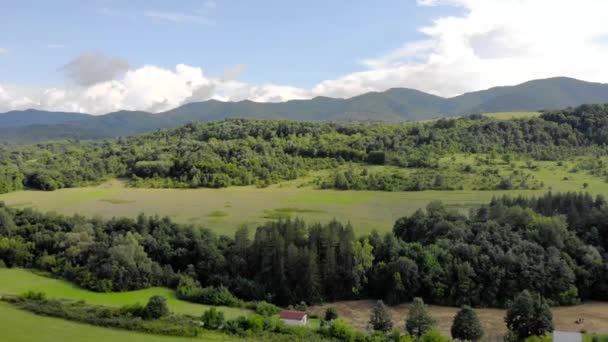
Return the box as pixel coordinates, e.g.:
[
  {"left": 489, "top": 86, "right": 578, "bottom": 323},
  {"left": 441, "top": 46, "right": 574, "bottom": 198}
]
[
  {"left": 3, "top": 77, "right": 608, "bottom": 144},
  {"left": 1, "top": 103, "right": 608, "bottom": 194}
]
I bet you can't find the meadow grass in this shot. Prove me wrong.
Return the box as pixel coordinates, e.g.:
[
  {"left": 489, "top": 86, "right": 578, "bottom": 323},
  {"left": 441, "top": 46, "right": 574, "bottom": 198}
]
[
  {"left": 483, "top": 111, "right": 541, "bottom": 120},
  {"left": 0, "top": 268, "right": 249, "bottom": 318},
  {"left": 2, "top": 155, "right": 608, "bottom": 236},
  {"left": 0, "top": 302, "right": 246, "bottom": 342}
]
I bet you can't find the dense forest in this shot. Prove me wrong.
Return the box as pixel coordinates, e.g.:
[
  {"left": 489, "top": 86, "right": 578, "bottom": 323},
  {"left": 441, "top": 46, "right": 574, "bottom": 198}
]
[
  {"left": 1, "top": 192, "right": 606, "bottom": 308},
  {"left": 1, "top": 103, "right": 608, "bottom": 194}
]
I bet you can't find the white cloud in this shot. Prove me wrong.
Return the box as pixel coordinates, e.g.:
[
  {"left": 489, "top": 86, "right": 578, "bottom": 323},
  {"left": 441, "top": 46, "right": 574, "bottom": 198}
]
[
  {"left": 143, "top": 10, "right": 215, "bottom": 25},
  {"left": 47, "top": 43, "right": 65, "bottom": 49},
  {"left": 0, "top": 48, "right": 9, "bottom": 54},
  {"left": 3, "top": 0, "right": 608, "bottom": 114}
]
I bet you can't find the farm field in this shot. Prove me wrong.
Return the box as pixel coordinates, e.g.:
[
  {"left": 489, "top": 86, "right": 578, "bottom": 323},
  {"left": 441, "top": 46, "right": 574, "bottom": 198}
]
[
  {"left": 309, "top": 300, "right": 608, "bottom": 339},
  {"left": 0, "top": 302, "right": 246, "bottom": 342},
  {"left": 0, "top": 268, "right": 249, "bottom": 318},
  {"left": 1, "top": 156, "right": 607, "bottom": 236},
  {"left": 483, "top": 111, "right": 541, "bottom": 120}
]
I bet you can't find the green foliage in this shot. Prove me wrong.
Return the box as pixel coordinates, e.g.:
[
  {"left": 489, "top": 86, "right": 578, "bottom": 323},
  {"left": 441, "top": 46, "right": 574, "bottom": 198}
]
[
  {"left": 3, "top": 103, "right": 608, "bottom": 194},
  {"left": 144, "top": 295, "right": 170, "bottom": 320},
  {"left": 254, "top": 301, "right": 281, "bottom": 316},
  {"left": 450, "top": 305, "right": 483, "bottom": 341},
  {"left": 419, "top": 329, "right": 452, "bottom": 342},
  {"left": 505, "top": 291, "right": 553, "bottom": 340},
  {"left": 201, "top": 307, "right": 225, "bottom": 330},
  {"left": 324, "top": 307, "right": 338, "bottom": 321},
  {"left": 369, "top": 300, "right": 393, "bottom": 333},
  {"left": 5, "top": 295, "right": 199, "bottom": 337},
  {"left": 405, "top": 297, "right": 435, "bottom": 338}
]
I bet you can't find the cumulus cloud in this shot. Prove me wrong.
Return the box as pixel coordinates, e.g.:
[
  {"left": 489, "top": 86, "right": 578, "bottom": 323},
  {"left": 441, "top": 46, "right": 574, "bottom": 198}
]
[
  {"left": 3, "top": 0, "right": 608, "bottom": 114},
  {"left": 61, "top": 52, "right": 130, "bottom": 86}
]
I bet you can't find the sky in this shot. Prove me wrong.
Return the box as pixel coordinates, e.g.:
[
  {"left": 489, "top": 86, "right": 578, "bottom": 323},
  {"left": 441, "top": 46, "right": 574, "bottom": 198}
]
[{"left": 1, "top": 0, "right": 608, "bottom": 114}]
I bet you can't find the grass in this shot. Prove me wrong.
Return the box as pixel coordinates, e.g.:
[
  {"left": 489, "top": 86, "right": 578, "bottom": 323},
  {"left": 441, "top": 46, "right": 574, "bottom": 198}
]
[
  {"left": 584, "top": 334, "right": 608, "bottom": 342},
  {"left": 0, "top": 302, "right": 244, "bottom": 342},
  {"left": 483, "top": 111, "right": 541, "bottom": 120},
  {"left": 0, "top": 268, "right": 249, "bottom": 319},
  {"left": 2, "top": 154, "right": 608, "bottom": 236},
  {"left": 100, "top": 198, "right": 136, "bottom": 204}
]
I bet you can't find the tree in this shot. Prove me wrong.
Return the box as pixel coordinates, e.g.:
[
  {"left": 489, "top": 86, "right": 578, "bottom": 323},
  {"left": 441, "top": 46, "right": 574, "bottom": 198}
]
[
  {"left": 505, "top": 291, "right": 553, "bottom": 339},
  {"left": 369, "top": 300, "right": 393, "bottom": 333},
  {"left": 324, "top": 307, "right": 338, "bottom": 321},
  {"left": 406, "top": 297, "right": 435, "bottom": 337},
  {"left": 201, "top": 307, "right": 225, "bottom": 329},
  {"left": 451, "top": 305, "right": 483, "bottom": 341},
  {"left": 144, "top": 295, "right": 170, "bottom": 319}
]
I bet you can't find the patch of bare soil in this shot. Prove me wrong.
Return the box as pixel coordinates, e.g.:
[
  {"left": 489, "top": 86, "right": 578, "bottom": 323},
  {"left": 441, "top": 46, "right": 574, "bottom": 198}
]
[{"left": 309, "top": 300, "right": 608, "bottom": 339}]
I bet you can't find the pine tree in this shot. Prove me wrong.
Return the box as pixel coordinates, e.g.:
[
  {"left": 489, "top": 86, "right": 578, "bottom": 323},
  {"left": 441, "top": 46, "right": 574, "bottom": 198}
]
[
  {"left": 369, "top": 300, "right": 393, "bottom": 333},
  {"left": 451, "top": 305, "right": 483, "bottom": 341},
  {"left": 406, "top": 297, "right": 435, "bottom": 337}
]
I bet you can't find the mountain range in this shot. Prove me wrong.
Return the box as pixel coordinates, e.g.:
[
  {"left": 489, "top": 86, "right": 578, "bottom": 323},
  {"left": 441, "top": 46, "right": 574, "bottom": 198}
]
[{"left": 2, "top": 76, "right": 608, "bottom": 144}]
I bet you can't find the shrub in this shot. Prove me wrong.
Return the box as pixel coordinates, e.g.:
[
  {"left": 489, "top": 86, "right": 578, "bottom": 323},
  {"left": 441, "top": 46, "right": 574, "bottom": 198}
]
[
  {"left": 255, "top": 301, "right": 280, "bottom": 316},
  {"left": 201, "top": 307, "right": 225, "bottom": 330},
  {"left": 324, "top": 307, "right": 338, "bottom": 321},
  {"left": 144, "top": 295, "right": 170, "bottom": 320}
]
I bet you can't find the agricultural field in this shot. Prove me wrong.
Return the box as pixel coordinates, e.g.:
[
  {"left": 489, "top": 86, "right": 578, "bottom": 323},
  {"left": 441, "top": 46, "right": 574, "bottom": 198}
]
[
  {"left": 0, "top": 268, "right": 250, "bottom": 318},
  {"left": 0, "top": 302, "right": 244, "bottom": 342},
  {"left": 309, "top": 300, "right": 608, "bottom": 340},
  {"left": 483, "top": 111, "right": 541, "bottom": 120},
  {"left": 1, "top": 155, "right": 607, "bottom": 236}
]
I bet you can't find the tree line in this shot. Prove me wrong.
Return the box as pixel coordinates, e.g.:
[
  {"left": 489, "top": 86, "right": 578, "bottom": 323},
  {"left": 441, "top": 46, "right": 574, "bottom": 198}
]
[
  {"left": 2, "top": 104, "right": 608, "bottom": 193},
  {"left": 0, "top": 191, "right": 606, "bottom": 308}
]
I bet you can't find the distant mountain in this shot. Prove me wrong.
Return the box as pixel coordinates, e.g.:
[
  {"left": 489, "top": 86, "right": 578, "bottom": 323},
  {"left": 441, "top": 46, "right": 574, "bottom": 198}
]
[
  {"left": 0, "top": 109, "right": 89, "bottom": 128},
  {"left": 2, "top": 77, "right": 608, "bottom": 144}
]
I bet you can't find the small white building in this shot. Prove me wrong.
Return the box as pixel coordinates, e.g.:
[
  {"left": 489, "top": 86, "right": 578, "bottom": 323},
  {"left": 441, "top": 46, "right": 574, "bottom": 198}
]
[{"left": 279, "top": 310, "right": 308, "bottom": 326}]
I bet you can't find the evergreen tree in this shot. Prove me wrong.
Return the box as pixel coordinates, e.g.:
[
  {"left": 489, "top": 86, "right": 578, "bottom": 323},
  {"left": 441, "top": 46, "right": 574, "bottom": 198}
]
[
  {"left": 451, "top": 305, "right": 483, "bottom": 341},
  {"left": 505, "top": 290, "right": 553, "bottom": 339},
  {"left": 406, "top": 297, "right": 435, "bottom": 337},
  {"left": 369, "top": 300, "right": 393, "bottom": 333},
  {"left": 324, "top": 307, "right": 338, "bottom": 321}
]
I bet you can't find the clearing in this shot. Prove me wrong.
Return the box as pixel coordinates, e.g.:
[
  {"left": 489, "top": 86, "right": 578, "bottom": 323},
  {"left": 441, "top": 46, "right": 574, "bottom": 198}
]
[
  {"left": 1, "top": 155, "right": 607, "bottom": 236},
  {"left": 310, "top": 300, "right": 608, "bottom": 339}
]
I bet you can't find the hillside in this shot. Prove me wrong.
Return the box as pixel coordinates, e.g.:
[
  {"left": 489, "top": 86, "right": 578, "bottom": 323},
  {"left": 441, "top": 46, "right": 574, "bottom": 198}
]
[
  {"left": 2, "top": 77, "right": 608, "bottom": 144},
  {"left": 1, "top": 103, "right": 607, "bottom": 195}
]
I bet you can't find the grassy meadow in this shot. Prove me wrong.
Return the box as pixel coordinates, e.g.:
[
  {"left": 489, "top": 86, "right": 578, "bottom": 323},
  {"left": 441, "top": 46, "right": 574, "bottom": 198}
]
[
  {"left": 0, "top": 268, "right": 249, "bottom": 318},
  {"left": 0, "top": 302, "right": 246, "bottom": 342},
  {"left": 1, "top": 154, "right": 606, "bottom": 236}
]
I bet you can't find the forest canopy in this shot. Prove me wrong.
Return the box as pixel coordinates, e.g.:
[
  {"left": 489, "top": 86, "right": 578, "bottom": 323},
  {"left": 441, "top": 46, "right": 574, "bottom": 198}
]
[
  {"left": 1, "top": 103, "right": 608, "bottom": 193},
  {"left": 0, "top": 192, "right": 606, "bottom": 308}
]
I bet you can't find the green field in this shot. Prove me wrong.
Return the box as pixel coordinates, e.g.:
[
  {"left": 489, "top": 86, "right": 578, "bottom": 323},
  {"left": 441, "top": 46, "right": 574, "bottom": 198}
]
[
  {"left": 0, "top": 301, "right": 245, "bottom": 342},
  {"left": 1, "top": 154, "right": 607, "bottom": 236},
  {"left": 0, "top": 268, "right": 249, "bottom": 318},
  {"left": 483, "top": 111, "right": 541, "bottom": 119}
]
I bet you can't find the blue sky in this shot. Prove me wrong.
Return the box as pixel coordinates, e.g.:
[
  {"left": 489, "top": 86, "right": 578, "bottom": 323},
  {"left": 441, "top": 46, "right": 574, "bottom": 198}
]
[
  {"left": 0, "top": 0, "right": 459, "bottom": 87},
  {"left": 1, "top": 0, "right": 608, "bottom": 114}
]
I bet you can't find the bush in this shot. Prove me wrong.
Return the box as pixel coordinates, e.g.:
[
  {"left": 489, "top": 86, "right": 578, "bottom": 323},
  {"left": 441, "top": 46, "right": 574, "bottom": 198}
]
[
  {"left": 144, "top": 295, "right": 170, "bottom": 320},
  {"left": 19, "top": 291, "right": 47, "bottom": 301},
  {"left": 255, "top": 301, "right": 280, "bottom": 316},
  {"left": 201, "top": 307, "right": 225, "bottom": 330},
  {"left": 324, "top": 307, "right": 338, "bottom": 321}
]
